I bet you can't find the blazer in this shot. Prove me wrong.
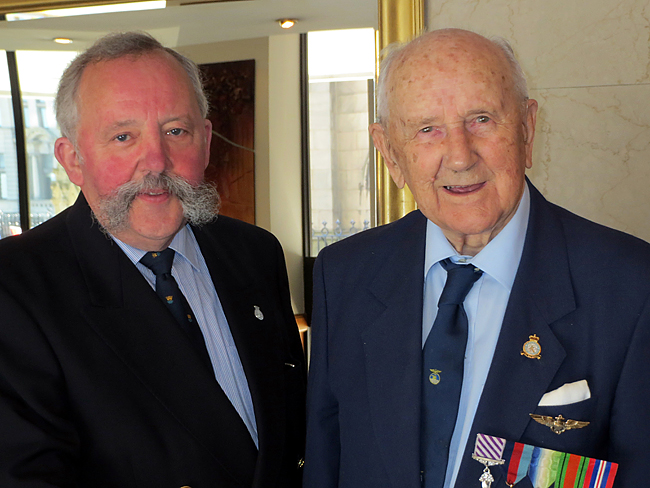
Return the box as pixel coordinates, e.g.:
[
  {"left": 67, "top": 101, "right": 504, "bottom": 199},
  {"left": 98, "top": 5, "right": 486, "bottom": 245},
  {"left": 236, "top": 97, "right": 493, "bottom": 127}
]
[
  {"left": 304, "top": 181, "right": 650, "bottom": 487},
  {"left": 0, "top": 194, "right": 306, "bottom": 488}
]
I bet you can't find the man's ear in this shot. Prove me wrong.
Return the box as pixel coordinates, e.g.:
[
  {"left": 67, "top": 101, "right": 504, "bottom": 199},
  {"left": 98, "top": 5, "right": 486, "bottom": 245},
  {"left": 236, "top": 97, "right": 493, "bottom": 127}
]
[
  {"left": 54, "top": 137, "right": 84, "bottom": 187},
  {"left": 523, "top": 98, "right": 538, "bottom": 170},
  {"left": 369, "top": 123, "right": 405, "bottom": 189}
]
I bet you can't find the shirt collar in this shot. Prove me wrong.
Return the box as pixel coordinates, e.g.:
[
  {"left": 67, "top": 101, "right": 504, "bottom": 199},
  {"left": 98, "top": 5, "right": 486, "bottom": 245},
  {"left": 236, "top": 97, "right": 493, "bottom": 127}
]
[
  {"left": 111, "top": 225, "right": 202, "bottom": 273},
  {"left": 424, "top": 183, "right": 530, "bottom": 291}
]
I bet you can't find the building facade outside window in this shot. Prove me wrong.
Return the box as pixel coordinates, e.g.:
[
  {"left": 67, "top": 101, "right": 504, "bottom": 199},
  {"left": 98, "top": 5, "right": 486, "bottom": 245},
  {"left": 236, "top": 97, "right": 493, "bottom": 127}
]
[
  {"left": 307, "top": 28, "right": 376, "bottom": 256},
  {"left": 0, "top": 50, "right": 77, "bottom": 239}
]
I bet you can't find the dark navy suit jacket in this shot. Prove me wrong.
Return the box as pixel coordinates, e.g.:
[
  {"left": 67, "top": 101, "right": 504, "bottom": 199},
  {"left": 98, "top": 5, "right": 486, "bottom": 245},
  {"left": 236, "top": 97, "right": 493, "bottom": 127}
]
[
  {"left": 0, "top": 194, "right": 306, "bottom": 487},
  {"left": 304, "top": 181, "right": 650, "bottom": 487}
]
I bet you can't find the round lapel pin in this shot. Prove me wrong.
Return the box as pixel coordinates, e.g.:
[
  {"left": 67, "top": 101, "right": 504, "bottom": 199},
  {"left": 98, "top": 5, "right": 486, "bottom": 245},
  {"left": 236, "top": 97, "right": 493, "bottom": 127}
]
[{"left": 521, "top": 334, "right": 541, "bottom": 359}]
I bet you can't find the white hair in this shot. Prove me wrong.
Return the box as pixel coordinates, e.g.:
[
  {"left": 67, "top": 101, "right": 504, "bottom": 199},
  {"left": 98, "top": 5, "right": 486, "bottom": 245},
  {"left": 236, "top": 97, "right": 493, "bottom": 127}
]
[{"left": 55, "top": 31, "right": 208, "bottom": 144}]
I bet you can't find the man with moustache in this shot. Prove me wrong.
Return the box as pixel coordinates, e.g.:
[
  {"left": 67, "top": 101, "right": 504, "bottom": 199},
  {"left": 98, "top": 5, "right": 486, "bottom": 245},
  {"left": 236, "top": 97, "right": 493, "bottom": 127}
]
[
  {"left": 0, "top": 32, "right": 305, "bottom": 487},
  {"left": 304, "top": 29, "right": 650, "bottom": 487}
]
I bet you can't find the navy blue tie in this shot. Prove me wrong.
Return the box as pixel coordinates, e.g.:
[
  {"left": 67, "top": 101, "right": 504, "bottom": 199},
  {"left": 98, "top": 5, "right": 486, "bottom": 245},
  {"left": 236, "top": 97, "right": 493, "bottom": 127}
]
[
  {"left": 140, "top": 249, "right": 212, "bottom": 369},
  {"left": 421, "top": 259, "right": 483, "bottom": 488}
]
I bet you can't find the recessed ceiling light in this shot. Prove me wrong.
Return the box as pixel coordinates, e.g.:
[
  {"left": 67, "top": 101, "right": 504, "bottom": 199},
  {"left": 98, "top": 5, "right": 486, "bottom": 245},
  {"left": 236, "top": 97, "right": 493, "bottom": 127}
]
[
  {"left": 277, "top": 19, "right": 297, "bottom": 29},
  {"left": 53, "top": 38, "right": 73, "bottom": 45}
]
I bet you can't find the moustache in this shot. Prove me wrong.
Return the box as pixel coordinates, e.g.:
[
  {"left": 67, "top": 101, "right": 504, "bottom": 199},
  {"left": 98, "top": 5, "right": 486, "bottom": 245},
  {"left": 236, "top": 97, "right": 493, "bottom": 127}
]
[{"left": 94, "top": 172, "right": 220, "bottom": 235}]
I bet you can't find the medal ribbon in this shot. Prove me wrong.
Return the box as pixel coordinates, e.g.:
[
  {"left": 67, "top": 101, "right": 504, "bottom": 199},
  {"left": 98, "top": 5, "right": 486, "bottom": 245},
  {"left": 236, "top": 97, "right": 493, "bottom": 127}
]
[
  {"left": 584, "top": 458, "right": 618, "bottom": 488},
  {"left": 506, "top": 442, "right": 534, "bottom": 486},
  {"left": 474, "top": 433, "right": 506, "bottom": 461},
  {"left": 473, "top": 434, "right": 618, "bottom": 488}
]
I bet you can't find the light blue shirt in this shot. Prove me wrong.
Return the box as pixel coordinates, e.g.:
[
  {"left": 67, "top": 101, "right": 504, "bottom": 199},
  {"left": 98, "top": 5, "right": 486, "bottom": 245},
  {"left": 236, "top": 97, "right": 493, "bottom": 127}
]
[
  {"left": 113, "top": 225, "right": 259, "bottom": 448},
  {"left": 422, "top": 184, "right": 530, "bottom": 488}
]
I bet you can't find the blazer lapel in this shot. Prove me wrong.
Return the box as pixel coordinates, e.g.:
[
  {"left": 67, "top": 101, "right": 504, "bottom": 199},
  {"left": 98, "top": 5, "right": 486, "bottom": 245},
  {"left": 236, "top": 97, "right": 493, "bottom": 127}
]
[
  {"left": 194, "top": 223, "right": 290, "bottom": 484},
  {"left": 455, "top": 182, "right": 577, "bottom": 486},
  {"left": 362, "top": 211, "right": 427, "bottom": 488},
  {"left": 67, "top": 196, "right": 257, "bottom": 486}
]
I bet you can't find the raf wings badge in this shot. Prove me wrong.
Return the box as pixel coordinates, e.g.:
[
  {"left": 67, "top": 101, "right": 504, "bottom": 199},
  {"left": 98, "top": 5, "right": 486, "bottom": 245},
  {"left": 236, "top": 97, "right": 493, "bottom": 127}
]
[
  {"left": 521, "top": 334, "right": 541, "bottom": 359},
  {"left": 529, "top": 414, "right": 590, "bottom": 435}
]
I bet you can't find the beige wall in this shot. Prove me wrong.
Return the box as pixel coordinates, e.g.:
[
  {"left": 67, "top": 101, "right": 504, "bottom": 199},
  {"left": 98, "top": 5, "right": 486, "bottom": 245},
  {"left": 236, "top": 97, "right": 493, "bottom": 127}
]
[
  {"left": 180, "top": 35, "right": 305, "bottom": 313},
  {"left": 429, "top": 0, "right": 650, "bottom": 243},
  {"left": 268, "top": 34, "right": 304, "bottom": 313},
  {"left": 179, "top": 37, "right": 271, "bottom": 231}
]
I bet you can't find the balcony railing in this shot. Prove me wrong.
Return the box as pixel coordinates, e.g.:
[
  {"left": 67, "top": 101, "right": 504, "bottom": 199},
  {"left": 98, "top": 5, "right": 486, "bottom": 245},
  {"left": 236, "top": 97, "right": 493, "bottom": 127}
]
[
  {"left": 311, "top": 219, "right": 370, "bottom": 254},
  {"left": 0, "top": 211, "right": 53, "bottom": 238}
]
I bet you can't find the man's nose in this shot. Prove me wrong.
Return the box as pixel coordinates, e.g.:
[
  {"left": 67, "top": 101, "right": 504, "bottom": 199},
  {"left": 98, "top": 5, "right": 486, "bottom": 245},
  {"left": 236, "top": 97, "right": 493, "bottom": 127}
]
[
  {"left": 442, "top": 126, "right": 475, "bottom": 172},
  {"left": 140, "top": 133, "right": 171, "bottom": 173}
]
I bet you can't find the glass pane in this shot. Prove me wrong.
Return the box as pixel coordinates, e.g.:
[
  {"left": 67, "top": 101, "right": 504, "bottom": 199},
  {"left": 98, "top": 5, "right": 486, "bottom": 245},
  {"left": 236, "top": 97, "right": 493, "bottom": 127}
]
[
  {"left": 307, "top": 28, "right": 375, "bottom": 256},
  {"left": 16, "top": 50, "right": 79, "bottom": 230},
  {"left": 0, "top": 50, "right": 20, "bottom": 239}
]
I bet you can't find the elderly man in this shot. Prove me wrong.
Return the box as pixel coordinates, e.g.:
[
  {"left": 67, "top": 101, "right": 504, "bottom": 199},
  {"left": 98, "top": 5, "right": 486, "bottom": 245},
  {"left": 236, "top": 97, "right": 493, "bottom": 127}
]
[
  {"left": 304, "top": 28, "right": 650, "bottom": 488},
  {"left": 0, "top": 32, "right": 306, "bottom": 487}
]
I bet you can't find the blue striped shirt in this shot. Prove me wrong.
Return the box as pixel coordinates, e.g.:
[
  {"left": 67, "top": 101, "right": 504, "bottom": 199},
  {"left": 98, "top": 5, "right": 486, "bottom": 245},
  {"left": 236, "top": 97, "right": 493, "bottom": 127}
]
[{"left": 113, "top": 225, "right": 258, "bottom": 448}]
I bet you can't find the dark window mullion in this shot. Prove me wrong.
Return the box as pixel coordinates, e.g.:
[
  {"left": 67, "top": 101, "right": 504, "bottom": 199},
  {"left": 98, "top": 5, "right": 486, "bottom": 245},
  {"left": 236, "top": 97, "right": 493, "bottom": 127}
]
[
  {"left": 6, "top": 51, "right": 29, "bottom": 231},
  {"left": 300, "top": 33, "right": 315, "bottom": 322}
]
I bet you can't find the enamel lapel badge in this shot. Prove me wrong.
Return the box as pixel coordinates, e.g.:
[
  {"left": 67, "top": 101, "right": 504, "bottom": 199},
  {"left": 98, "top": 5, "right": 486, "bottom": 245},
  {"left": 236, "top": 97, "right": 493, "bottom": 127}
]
[{"left": 521, "top": 334, "right": 541, "bottom": 359}]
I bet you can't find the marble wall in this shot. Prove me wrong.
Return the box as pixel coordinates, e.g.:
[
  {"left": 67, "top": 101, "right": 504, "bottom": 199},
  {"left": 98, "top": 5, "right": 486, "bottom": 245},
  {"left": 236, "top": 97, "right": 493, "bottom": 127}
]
[{"left": 428, "top": 0, "right": 650, "bottom": 242}]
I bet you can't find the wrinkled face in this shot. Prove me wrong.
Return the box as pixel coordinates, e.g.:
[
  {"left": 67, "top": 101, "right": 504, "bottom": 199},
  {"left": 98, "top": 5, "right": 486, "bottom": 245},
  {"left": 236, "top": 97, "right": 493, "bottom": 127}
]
[
  {"left": 55, "top": 51, "right": 212, "bottom": 251},
  {"left": 371, "top": 32, "right": 537, "bottom": 253}
]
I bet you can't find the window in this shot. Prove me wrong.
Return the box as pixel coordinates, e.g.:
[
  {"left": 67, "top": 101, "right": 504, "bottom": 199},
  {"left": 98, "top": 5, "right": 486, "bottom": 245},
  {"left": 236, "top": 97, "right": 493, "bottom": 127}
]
[
  {"left": 306, "top": 28, "right": 376, "bottom": 257},
  {"left": 0, "top": 50, "right": 78, "bottom": 238}
]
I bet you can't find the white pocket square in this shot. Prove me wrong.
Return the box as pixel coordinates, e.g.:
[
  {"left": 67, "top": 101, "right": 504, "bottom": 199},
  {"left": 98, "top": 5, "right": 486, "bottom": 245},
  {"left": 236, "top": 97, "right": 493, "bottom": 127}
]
[{"left": 538, "top": 380, "right": 591, "bottom": 406}]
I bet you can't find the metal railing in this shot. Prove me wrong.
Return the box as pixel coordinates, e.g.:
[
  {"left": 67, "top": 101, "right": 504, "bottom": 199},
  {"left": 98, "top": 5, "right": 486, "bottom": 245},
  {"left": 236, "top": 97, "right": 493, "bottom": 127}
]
[
  {"left": 311, "top": 219, "right": 370, "bottom": 254},
  {"left": 0, "top": 211, "right": 53, "bottom": 238}
]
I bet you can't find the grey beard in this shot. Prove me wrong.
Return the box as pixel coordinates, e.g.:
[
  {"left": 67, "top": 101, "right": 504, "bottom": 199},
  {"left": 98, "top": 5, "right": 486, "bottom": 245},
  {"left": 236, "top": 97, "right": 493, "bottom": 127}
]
[{"left": 93, "top": 172, "right": 220, "bottom": 235}]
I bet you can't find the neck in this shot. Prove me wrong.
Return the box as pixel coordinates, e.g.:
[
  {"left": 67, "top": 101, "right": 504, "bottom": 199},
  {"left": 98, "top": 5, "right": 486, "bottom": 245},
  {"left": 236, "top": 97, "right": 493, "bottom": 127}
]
[{"left": 444, "top": 233, "right": 490, "bottom": 257}]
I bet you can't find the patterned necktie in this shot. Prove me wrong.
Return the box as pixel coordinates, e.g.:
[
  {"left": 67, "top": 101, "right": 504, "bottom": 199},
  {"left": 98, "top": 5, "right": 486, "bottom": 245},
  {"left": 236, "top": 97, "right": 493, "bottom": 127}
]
[
  {"left": 421, "top": 258, "right": 483, "bottom": 488},
  {"left": 140, "top": 248, "right": 212, "bottom": 369}
]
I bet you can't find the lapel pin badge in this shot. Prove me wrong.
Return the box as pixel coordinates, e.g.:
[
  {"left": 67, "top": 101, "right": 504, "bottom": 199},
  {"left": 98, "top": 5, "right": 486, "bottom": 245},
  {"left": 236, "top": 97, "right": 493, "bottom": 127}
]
[
  {"left": 428, "top": 369, "right": 441, "bottom": 385},
  {"left": 529, "top": 413, "right": 590, "bottom": 435},
  {"left": 253, "top": 305, "right": 264, "bottom": 321},
  {"left": 521, "top": 334, "right": 541, "bottom": 359}
]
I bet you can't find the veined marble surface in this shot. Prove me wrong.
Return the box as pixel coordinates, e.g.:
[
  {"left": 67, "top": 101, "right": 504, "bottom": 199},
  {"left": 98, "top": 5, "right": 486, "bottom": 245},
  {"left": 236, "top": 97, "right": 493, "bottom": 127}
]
[{"left": 428, "top": 0, "right": 650, "bottom": 242}]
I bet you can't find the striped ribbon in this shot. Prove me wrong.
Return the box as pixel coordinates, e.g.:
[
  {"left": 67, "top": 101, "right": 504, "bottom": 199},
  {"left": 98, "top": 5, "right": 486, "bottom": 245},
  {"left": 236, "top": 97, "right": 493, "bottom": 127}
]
[
  {"left": 474, "top": 433, "right": 506, "bottom": 461},
  {"left": 505, "top": 442, "right": 535, "bottom": 485},
  {"left": 473, "top": 434, "right": 618, "bottom": 488}
]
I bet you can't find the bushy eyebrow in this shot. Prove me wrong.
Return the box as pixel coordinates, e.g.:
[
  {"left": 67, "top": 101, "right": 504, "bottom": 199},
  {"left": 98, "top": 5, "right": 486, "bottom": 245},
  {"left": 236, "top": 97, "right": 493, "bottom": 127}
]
[
  {"left": 406, "top": 107, "right": 500, "bottom": 127},
  {"left": 107, "top": 119, "right": 137, "bottom": 131},
  {"left": 100, "top": 116, "right": 196, "bottom": 136}
]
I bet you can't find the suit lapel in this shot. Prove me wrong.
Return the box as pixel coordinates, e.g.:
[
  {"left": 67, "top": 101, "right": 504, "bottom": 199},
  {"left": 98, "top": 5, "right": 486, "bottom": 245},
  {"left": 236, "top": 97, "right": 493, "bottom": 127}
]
[
  {"left": 194, "top": 222, "right": 289, "bottom": 484},
  {"left": 362, "top": 211, "right": 427, "bottom": 488},
  {"left": 66, "top": 196, "right": 257, "bottom": 486},
  {"left": 455, "top": 182, "right": 577, "bottom": 486}
]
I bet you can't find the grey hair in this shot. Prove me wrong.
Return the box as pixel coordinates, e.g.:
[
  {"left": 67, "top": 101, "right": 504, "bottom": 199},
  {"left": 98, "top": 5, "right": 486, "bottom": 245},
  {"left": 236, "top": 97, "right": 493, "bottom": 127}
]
[
  {"left": 375, "top": 30, "right": 529, "bottom": 126},
  {"left": 55, "top": 31, "right": 209, "bottom": 143}
]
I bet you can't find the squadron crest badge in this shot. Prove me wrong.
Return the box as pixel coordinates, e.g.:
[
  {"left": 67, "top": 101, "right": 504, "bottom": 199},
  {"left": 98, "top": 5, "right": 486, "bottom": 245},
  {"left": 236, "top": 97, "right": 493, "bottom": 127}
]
[{"left": 521, "top": 334, "right": 541, "bottom": 359}]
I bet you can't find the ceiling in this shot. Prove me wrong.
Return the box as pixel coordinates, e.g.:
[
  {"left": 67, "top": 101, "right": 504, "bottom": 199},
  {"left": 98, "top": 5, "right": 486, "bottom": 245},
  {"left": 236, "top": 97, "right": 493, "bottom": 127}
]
[{"left": 0, "top": 0, "right": 378, "bottom": 51}]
